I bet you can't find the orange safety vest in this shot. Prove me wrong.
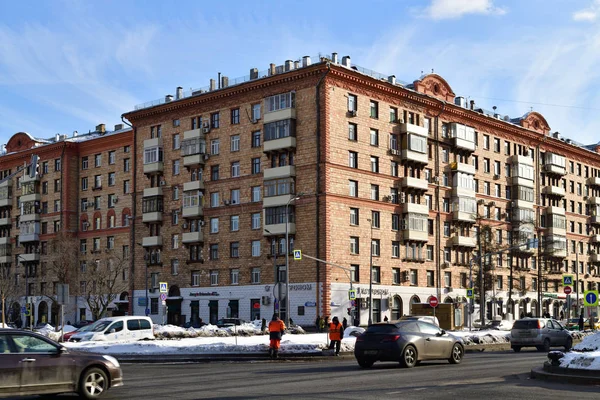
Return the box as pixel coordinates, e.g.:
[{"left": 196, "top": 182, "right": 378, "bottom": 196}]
[
  {"left": 269, "top": 320, "right": 286, "bottom": 340},
  {"left": 329, "top": 322, "right": 343, "bottom": 341}
]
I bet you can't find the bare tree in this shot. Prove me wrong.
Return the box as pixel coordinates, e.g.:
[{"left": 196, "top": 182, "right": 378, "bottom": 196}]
[
  {"left": 81, "top": 250, "right": 128, "bottom": 320},
  {"left": 0, "top": 264, "right": 17, "bottom": 326}
]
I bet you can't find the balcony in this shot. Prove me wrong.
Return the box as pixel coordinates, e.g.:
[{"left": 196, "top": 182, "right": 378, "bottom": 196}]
[
  {"left": 591, "top": 235, "right": 600, "bottom": 243},
  {"left": 263, "top": 194, "right": 294, "bottom": 208},
  {"left": 19, "top": 233, "right": 39, "bottom": 243},
  {"left": 592, "top": 216, "right": 600, "bottom": 225},
  {"left": 542, "top": 186, "right": 565, "bottom": 197},
  {"left": 263, "top": 222, "right": 296, "bottom": 236},
  {"left": 264, "top": 108, "right": 296, "bottom": 124},
  {"left": 543, "top": 163, "right": 566, "bottom": 176},
  {"left": 182, "top": 231, "right": 204, "bottom": 244},
  {"left": 0, "top": 217, "right": 11, "bottom": 226},
  {"left": 547, "top": 225, "right": 566, "bottom": 236},
  {"left": 143, "top": 161, "right": 164, "bottom": 175},
  {"left": 401, "top": 149, "right": 428, "bottom": 164},
  {"left": 183, "top": 180, "right": 204, "bottom": 192},
  {"left": 450, "top": 162, "right": 475, "bottom": 175},
  {"left": 402, "top": 229, "right": 428, "bottom": 242},
  {"left": 449, "top": 123, "right": 476, "bottom": 152},
  {"left": 546, "top": 206, "right": 565, "bottom": 216},
  {"left": 143, "top": 187, "right": 163, "bottom": 198},
  {"left": 20, "top": 193, "right": 41, "bottom": 203},
  {"left": 142, "top": 236, "right": 163, "bottom": 247},
  {"left": 19, "top": 253, "right": 40, "bottom": 263},
  {"left": 0, "top": 255, "right": 10, "bottom": 264},
  {"left": 510, "top": 176, "right": 534, "bottom": 188},
  {"left": 591, "top": 254, "right": 600, "bottom": 263},
  {"left": 401, "top": 177, "right": 428, "bottom": 191},
  {"left": 399, "top": 122, "right": 428, "bottom": 137},
  {"left": 183, "top": 153, "right": 206, "bottom": 168},
  {"left": 453, "top": 210, "right": 476, "bottom": 223},
  {"left": 587, "top": 197, "right": 600, "bottom": 206},
  {"left": 142, "top": 211, "right": 162, "bottom": 223},
  {"left": 182, "top": 205, "right": 203, "bottom": 219},
  {"left": 401, "top": 202, "right": 429, "bottom": 215},
  {"left": 0, "top": 198, "right": 10, "bottom": 208},
  {"left": 509, "top": 154, "right": 534, "bottom": 166},
  {"left": 452, "top": 235, "right": 476, "bottom": 248},
  {"left": 20, "top": 213, "right": 40, "bottom": 223},
  {"left": 21, "top": 173, "right": 40, "bottom": 183},
  {"left": 544, "top": 248, "right": 567, "bottom": 259},
  {"left": 263, "top": 165, "right": 295, "bottom": 180},
  {"left": 144, "top": 137, "right": 162, "bottom": 149},
  {"left": 0, "top": 237, "right": 9, "bottom": 246},
  {"left": 588, "top": 177, "right": 600, "bottom": 187}
]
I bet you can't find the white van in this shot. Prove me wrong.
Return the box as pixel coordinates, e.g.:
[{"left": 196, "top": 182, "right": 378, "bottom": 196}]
[{"left": 69, "top": 316, "right": 154, "bottom": 342}]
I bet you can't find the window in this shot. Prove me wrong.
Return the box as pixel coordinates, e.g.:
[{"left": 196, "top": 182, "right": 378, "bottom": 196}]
[
  {"left": 370, "top": 129, "right": 379, "bottom": 146},
  {"left": 350, "top": 208, "right": 359, "bottom": 225},
  {"left": 230, "top": 135, "right": 240, "bottom": 152},
  {"left": 81, "top": 177, "right": 88, "bottom": 191},
  {"left": 210, "top": 112, "right": 220, "bottom": 129},
  {"left": 210, "top": 218, "right": 219, "bottom": 233},
  {"left": 211, "top": 165, "right": 219, "bottom": 181},
  {"left": 124, "top": 158, "right": 131, "bottom": 172},
  {"left": 350, "top": 237, "right": 359, "bottom": 254},
  {"left": 392, "top": 268, "right": 400, "bottom": 284},
  {"left": 210, "top": 244, "right": 219, "bottom": 260},
  {"left": 251, "top": 158, "right": 261, "bottom": 174},
  {"left": 252, "top": 240, "right": 261, "bottom": 257},
  {"left": 230, "top": 189, "right": 240, "bottom": 205},
  {"left": 172, "top": 160, "right": 180, "bottom": 175},
  {"left": 392, "top": 214, "right": 400, "bottom": 231},
  {"left": 392, "top": 241, "right": 400, "bottom": 258},
  {"left": 371, "top": 211, "right": 380, "bottom": 228},
  {"left": 124, "top": 180, "right": 130, "bottom": 194},
  {"left": 349, "top": 180, "right": 358, "bottom": 197},
  {"left": 192, "top": 271, "right": 200, "bottom": 287},
  {"left": 410, "top": 269, "right": 418, "bottom": 285},
  {"left": 483, "top": 135, "right": 489, "bottom": 150},
  {"left": 252, "top": 213, "right": 261, "bottom": 230},
  {"left": 348, "top": 94, "right": 357, "bottom": 112},
  {"left": 427, "top": 245, "right": 434, "bottom": 260},
  {"left": 231, "top": 162, "right": 240, "bottom": 178},
  {"left": 493, "top": 138, "right": 500, "bottom": 152},
  {"left": 370, "top": 156, "right": 379, "bottom": 173},
  {"left": 230, "top": 215, "right": 239, "bottom": 232},
  {"left": 390, "top": 107, "right": 398, "bottom": 123},
  {"left": 211, "top": 139, "right": 220, "bottom": 155},
  {"left": 94, "top": 154, "right": 101, "bottom": 168},
  {"left": 252, "top": 131, "right": 261, "bottom": 147},
  {"left": 230, "top": 269, "right": 239, "bottom": 285},
  {"left": 230, "top": 242, "right": 239, "bottom": 258},
  {"left": 371, "top": 239, "right": 380, "bottom": 256},
  {"left": 251, "top": 268, "right": 261, "bottom": 284},
  {"left": 108, "top": 172, "right": 116, "bottom": 186},
  {"left": 231, "top": 108, "right": 240, "bottom": 124},
  {"left": 348, "top": 123, "right": 357, "bottom": 141},
  {"left": 370, "top": 184, "right": 379, "bottom": 201},
  {"left": 370, "top": 100, "right": 379, "bottom": 118},
  {"left": 171, "top": 234, "right": 179, "bottom": 250},
  {"left": 252, "top": 103, "right": 261, "bottom": 121},
  {"left": 171, "top": 259, "right": 179, "bottom": 275},
  {"left": 210, "top": 270, "right": 219, "bottom": 285},
  {"left": 82, "top": 156, "right": 88, "bottom": 170},
  {"left": 371, "top": 266, "right": 381, "bottom": 283},
  {"left": 55, "top": 158, "right": 61, "bottom": 171},
  {"left": 348, "top": 151, "right": 358, "bottom": 168},
  {"left": 483, "top": 158, "right": 490, "bottom": 173}
]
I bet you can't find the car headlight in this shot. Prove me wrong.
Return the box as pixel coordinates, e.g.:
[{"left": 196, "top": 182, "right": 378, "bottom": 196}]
[{"left": 103, "top": 355, "right": 120, "bottom": 368}]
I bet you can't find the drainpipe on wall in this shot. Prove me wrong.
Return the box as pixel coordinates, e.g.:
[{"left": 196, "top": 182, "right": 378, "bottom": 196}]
[{"left": 121, "top": 115, "right": 136, "bottom": 316}]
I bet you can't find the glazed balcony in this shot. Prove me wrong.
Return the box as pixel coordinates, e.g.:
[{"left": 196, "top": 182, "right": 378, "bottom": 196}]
[
  {"left": 264, "top": 108, "right": 296, "bottom": 124},
  {"left": 263, "top": 222, "right": 296, "bottom": 236},
  {"left": 452, "top": 235, "right": 476, "bottom": 248},
  {"left": 263, "top": 165, "right": 295, "bottom": 180},
  {"left": 542, "top": 185, "right": 565, "bottom": 197},
  {"left": 183, "top": 180, "right": 204, "bottom": 192},
  {"left": 143, "top": 187, "right": 163, "bottom": 198},
  {"left": 587, "top": 176, "right": 600, "bottom": 187},
  {"left": 263, "top": 194, "right": 294, "bottom": 208},
  {"left": 19, "top": 253, "right": 40, "bottom": 263},
  {"left": 587, "top": 197, "right": 600, "bottom": 206},
  {"left": 401, "top": 177, "right": 428, "bottom": 191},
  {"left": 401, "top": 203, "right": 429, "bottom": 215},
  {"left": 0, "top": 217, "right": 11, "bottom": 226},
  {"left": 142, "top": 236, "right": 163, "bottom": 247},
  {"left": 402, "top": 229, "right": 428, "bottom": 242},
  {"left": 453, "top": 210, "right": 476, "bottom": 223},
  {"left": 182, "top": 231, "right": 204, "bottom": 244}
]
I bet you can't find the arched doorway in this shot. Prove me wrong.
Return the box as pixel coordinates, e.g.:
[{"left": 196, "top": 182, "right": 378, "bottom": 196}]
[
  {"left": 518, "top": 299, "right": 527, "bottom": 318},
  {"left": 553, "top": 301, "right": 560, "bottom": 319},
  {"left": 506, "top": 299, "right": 515, "bottom": 317},
  {"left": 530, "top": 300, "right": 538, "bottom": 317},
  {"left": 113, "top": 292, "right": 129, "bottom": 316},
  {"left": 444, "top": 296, "right": 454, "bottom": 304},
  {"left": 542, "top": 299, "right": 551, "bottom": 316},
  {"left": 166, "top": 286, "right": 183, "bottom": 326},
  {"left": 391, "top": 296, "right": 402, "bottom": 320},
  {"left": 10, "top": 302, "right": 21, "bottom": 327},
  {"left": 51, "top": 302, "right": 59, "bottom": 326},
  {"left": 37, "top": 301, "right": 48, "bottom": 325}
]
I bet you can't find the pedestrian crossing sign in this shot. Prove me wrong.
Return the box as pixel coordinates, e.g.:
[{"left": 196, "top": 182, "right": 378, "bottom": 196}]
[
  {"left": 293, "top": 250, "right": 302, "bottom": 260},
  {"left": 466, "top": 288, "right": 474, "bottom": 299},
  {"left": 159, "top": 282, "right": 168, "bottom": 293},
  {"left": 563, "top": 275, "right": 574, "bottom": 286}
]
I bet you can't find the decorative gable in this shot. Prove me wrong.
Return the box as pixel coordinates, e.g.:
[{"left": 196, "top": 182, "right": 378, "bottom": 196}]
[
  {"left": 520, "top": 112, "right": 550, "bottom": 135},
  {"left": 5, "top": 132, "right": 41, "bottom": 153},
  {"left": 412, "top": 74, "right": 456, "bottom": 102}
]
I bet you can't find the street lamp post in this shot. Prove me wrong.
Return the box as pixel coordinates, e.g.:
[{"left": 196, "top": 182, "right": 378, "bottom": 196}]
[
  {"left": 367, "top": 218, "right": 373, "bottom": 326},
  {"left": 264, "top": 229, "right": 280, "bottom": 318},
  {"left": 17, "top": 255, "right": 31, "bottom": 330},
  {"left": 284, "top": 194, "right": 302, "bottom": 327},
  {"left": 136, "top": 242, "right": 149, "bottom": 316}
]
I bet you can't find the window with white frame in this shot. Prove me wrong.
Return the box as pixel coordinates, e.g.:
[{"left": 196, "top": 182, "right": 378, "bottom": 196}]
[
  {"left": 210, "top": 270, "right": 218, "bottom": 286},
  {"left": 231, "top": 269, "right": 239, "bottom": 285},
  {"left": 251, "top": 213, "right": 261, "bottom": 230},
  {"left": 252, "top": 240, "right": 261, "bottom": 257}
]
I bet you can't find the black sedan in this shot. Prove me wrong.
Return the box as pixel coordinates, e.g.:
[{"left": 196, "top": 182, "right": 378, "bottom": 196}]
[
  {"left": 0, "top": 329, "right": 123, "bottom": 399},
  {"left": 354, "top": 321, "right": 464, "bottom": 368}
]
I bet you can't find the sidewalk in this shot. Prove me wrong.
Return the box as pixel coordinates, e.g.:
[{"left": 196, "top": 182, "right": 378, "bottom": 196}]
[{"left": 531, "top": 362, "right": 600, "bottom": 385}]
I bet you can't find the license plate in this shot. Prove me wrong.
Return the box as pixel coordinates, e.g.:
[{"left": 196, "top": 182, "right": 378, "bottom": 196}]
[{"left": 364, "top": 350, "right": 378, "bottom": 355}]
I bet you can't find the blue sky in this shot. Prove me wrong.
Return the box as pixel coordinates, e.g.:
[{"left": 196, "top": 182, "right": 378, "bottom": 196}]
[{"left": 1, "top": 0, "right": 600, "bottom": 145}]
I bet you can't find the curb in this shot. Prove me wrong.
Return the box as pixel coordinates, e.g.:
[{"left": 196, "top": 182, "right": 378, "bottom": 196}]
[{"left": 530, "top": 363, "right": 600, "bottom": 385}]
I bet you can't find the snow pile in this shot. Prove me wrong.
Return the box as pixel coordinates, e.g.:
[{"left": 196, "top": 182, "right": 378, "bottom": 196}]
[
  {"left": 34, "top": 324, "right": 77, "bottom": 342},
  {"left": 152, "top": 322, "right": 305, "bottom": 340},
  {"left": 344, "top": 326, "right": 365, "bottom": 337},
  {"left": 450, "top": 330, "right": 511, "bottom": 345},
  {"left": 0, "top": 323, "right": 13, "bottom": 328},
  {"left": 559, "top": 331, "right": 600, "bottom": 370}
]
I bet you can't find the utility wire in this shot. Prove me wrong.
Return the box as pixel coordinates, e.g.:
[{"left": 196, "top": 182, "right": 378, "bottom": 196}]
[{"left": 469, "top": 96, "right": 600, "bottom": 112}]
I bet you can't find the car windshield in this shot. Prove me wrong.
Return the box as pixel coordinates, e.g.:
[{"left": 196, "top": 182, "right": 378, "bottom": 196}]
[
  {"left": 78, "top": 324, "right": 95, "bottom": 332},
  {"left": 365, "top": 324, "right": 398, "bottom": 334},
  {"left": 87, "top": 321, "right": 112, "bottom": 332}
]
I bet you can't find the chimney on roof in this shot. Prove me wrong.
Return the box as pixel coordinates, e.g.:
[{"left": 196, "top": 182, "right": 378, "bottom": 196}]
[
  {"left": 269, "top": 63, "right": 276, "bottom": 76},
  {"left": 332, "top": 52, "right": 338, "bottom": 64},
  {"left": 470, "top": 100, "right": 475, "bottom": 110},
  {"left": 175, "top": 86, "right": 183, "bottom": 100},
  {"left": 250, "top": 68, "right": 259, "bottom": 80},
  {"left": 285, "top": 60, "right": 294, "bottom": 71},
  {"left": 114, "top": 124, "right": 124, "bottom": 131},
  {"left": 165, "top": 94, "right": 173, "bottom": 102},
  {"left": 209, "top": 79, "right": 216, "bottom": 91},
  {"left": 73, "top": 131, "right": 78, "bottom": 137},
  {"left": 221, "top": 76, "right": 229, "bottom": 88},
  {"left": 388, "top": 75, "right": 396, "bottom": 85},
  {"left": 294, "top": 60, "right": 300, "bottom": 69},
  {"left": 302, "top": 56, "right": 311, "bottom": 67},
  {"left": 342, "top": 56, "right": 351, "bottom": 68},
  {"left": 96, "top": 124, "right": 106, "bottom": 133}
]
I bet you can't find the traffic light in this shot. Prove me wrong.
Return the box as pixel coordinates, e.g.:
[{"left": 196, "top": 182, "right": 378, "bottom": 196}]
[{"left": 29, "top": 155, "right": 39, "bottom": 178}]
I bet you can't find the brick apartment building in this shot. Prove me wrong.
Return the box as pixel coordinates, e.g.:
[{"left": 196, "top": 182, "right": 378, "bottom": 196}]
[{"left": 3, "top": 52, "right": 600, "bottom": 328}]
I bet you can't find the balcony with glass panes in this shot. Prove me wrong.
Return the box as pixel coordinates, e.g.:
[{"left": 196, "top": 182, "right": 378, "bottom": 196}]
[
  {"left": 449, "top": 123, "right": 476, "bottom": 152},
  {"left": 401, "top": 213, "right": 428, "bottom": 242},
  {"left": 263, "top": 119, "right": 296, "bottom": 153},
  {"left": 263, "top": 92, "right": 296, "bottom": 123},
  {"left": 452, "top": 197, "right": 476, "bottom": 223},
  {"left": 452, "top": 170, "right": 476, "bottom": 199},
  {"left": 263, "top": 178, "right": 295, "bottom": 208},
  {"left": 181, "top": 132, "right": 207, "bottom": 168},
  {"left": 263, "top": 206, "right": 295, "bottom": 236},
  {"left": 20, "top": 181, "right": 41, "bottom": 203},
  {"left": 543, "top": 152, "right": 566, "bottom": 176},
  {"left": 0, "top": 181, "right": 11, "bottom": 208},
  {"left": 545, "top": 208, "right": 566, "bottom": 236},
  {"left": 0, "top": 243, "right": 11, "bottom": 264},
  {"left": 143, "top": 138, "right": 164, "bottom": 174},
  {"left": 587, "top": 176, "right": 600, "bottom": 187},
  {"left": 543, "top": 235, "right": 567, "bottom": 258},
  {"left": 19, "top": 220, "right": 40, "bottom": 243},
  {"left": 510, "top": 156, "right": 535, "bottom": 188},
  {"left": 182, "top": 190, "right": 203, "bottom": 218},
  {"left": 20, "top": 201, "right": 40, "bottom": 223},
  {"left": 142, "top": 196, "right": 163, "bottom": 223},
  {"left": 400, "top": 127, "right": 428, "bottom": 164}
]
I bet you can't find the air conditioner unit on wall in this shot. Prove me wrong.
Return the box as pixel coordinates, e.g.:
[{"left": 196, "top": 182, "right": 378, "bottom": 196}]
[{"left": 261, "top": 296, "right": 271, "bottom": 305}]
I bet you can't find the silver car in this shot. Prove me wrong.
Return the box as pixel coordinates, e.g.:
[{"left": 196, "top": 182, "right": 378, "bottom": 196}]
[{"left": 510, "top": 318, "right": 572, "bottom": 352}]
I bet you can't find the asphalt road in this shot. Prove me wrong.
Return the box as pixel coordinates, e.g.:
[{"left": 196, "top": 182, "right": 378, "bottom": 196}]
[{"left": 6, "top": 350, "right": 600, "bottom": 399}]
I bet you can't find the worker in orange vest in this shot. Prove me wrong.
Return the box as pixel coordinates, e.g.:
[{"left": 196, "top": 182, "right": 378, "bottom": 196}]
[
  {"left": 268, "top": 313, "right": 286, "bottom": 359},
  {"left": 328, "top": 316, "right": 344, "bottom": 356}
]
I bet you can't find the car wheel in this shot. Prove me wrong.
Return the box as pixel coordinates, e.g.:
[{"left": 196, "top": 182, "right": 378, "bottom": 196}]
[
  {"left": 79, "top": 367, "right": 108, "bottom": 399},
  {"left": 512, "top": 346, "right": 522, "bottom": 353},
  {"left": 564, "top": 337, "right": 573, "bottom": 351},
  {"left": 541, "top": 339, "right": 551, "bottom": 352},
  {"left": 357, "top": 358, "right": 374, "bottom": 368},
  {"left": 448, "top": 343, "right": 464, "bottom": 364},
  {"left": 400, "top": 345, "right": 418, "bottom": 368}
]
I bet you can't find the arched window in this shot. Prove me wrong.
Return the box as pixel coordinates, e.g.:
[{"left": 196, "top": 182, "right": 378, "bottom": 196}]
[
  {"left": 93, "top": 212, "right": 102, "bottom": 230},
  {"left": 107, "top": 210, "right": 116, "bottom": 229},
  {"left": 391, "top": 296, "right": 402, "bottom": 320},
  {"left": 80, "top": 215, "right": 89, "bottom": 231},
  {"left": 122, "top": 208, "right": 132, "bottom": 227},
  {"left": 410, "top": 295, "right": 421, "bottom": 305}
]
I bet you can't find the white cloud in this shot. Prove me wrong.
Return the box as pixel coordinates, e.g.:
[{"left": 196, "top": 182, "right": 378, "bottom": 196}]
[
  {"left": 573, "top": 0, "right": 600, "bottom": 22},
  {"left": 422, "top": 0, "right": 506, "bottom": 20}
]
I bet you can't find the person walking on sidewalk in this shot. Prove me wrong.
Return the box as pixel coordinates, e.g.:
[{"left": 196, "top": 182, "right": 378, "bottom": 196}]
[
  {"left": 579, "top": 313, "right": 585, "bottom": 332},
  {"left": 268, "top": 313, "right": 286, "bottom": 359},
  {"left": 328, "top": 316, "right": 344, "bottom": 356}
]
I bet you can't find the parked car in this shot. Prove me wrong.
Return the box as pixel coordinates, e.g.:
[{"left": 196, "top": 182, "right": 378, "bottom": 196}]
[
  {"left": 69, "top": 316, "right": 154, "bottom": 343},
  {"left": 510, "top": 318, "right": 572, "bottom": 352},
  {"left": 61, "top": 324, "right": 95, "bottom": 342},
  {"left": 216, "top": 318, "right": 246, "bottom": 328},
  {"left": 0, "top": 328, "right": 123, "bottom": 398},
  {"left": 565, "top": 318, "right": 600, "bottom": 331},
  {"left": 183, "top": 320, "right": 207, "bottom": 329},
  {"left": 354, "top": 321, "right": 464, "bottom": 368},
  {"left": 73, "top": 320, "right": 96, "bottom": 329},
  {"left": 399, "top": 315, "right": 440, "bottom": 327}
]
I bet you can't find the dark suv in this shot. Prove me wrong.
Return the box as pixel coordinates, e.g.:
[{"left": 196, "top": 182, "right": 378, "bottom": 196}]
[
  {"left": 0, "top": 329, "right": 123, "bottom": 398},
  {"left": 510, "top": 318, "right": 572, "bottom": 352}
]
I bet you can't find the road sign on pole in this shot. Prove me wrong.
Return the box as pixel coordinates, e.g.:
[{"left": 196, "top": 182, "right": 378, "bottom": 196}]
[
  {"left": 160, "top": 293, "right": 167, "bottom": 301},
  {"left": 563, "top": 275, "right": 574, "bottom": 286},
  {"left": 564, "top": 286, "right": 572, "bottom": 295},
  {"left": 466, "top": 288, "right": 474, "bottom": 299},
  {"left": 429, "top": 296, "right": 439, "bottom": 308},
  {"left": 348, "top": 289, "right": 356, "bottom": 300},
  {"left": 584, "top": 290, "right": 599, "bottom": 307},
  {"left": 159, "top": 282, "right": 168, "bottom": 294},
  {"left": 293, "top": 250, "right": 302, "bottom": 260}
]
